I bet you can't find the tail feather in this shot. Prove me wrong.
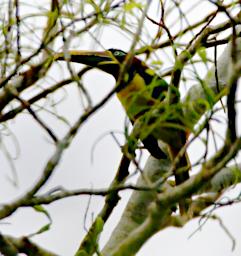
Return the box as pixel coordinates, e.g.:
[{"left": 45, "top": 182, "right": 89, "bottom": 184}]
[
  {"left": 170, "top": 147, "right": 190, "bottom": 215},
  {"left": 142, "top": 135, "right": 168, "bottom": 159}
]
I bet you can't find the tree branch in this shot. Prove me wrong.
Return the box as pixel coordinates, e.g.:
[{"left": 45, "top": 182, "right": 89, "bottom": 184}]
[
  {"left": 102, "top": 25, "right": 241, "bottom": 256},
  {"left": 1, "top": 234, "right": 58, "bottom": 256}
]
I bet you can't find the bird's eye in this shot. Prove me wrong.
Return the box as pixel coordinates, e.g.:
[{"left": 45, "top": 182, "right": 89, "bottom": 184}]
[
  {"left": 113, "top": 51, "right": 120, "bottom": 56},
  {"left": 113, "top": 51, "right": 124, "bottom": 56}
]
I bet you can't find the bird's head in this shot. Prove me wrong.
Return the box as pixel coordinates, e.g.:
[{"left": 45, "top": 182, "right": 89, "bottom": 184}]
[{"left": 55, "top": 48, "right": 142, "bottom": 79}]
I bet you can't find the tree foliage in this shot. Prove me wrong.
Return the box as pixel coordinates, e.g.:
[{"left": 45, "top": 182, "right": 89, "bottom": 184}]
[{"left": 0, "top": 0, "right": 240, "bottom": 255}]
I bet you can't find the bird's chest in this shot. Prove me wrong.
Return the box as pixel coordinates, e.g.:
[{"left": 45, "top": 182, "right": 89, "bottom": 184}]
[{"left": 116, "top": 73, "right": 156, "bottom": 121}]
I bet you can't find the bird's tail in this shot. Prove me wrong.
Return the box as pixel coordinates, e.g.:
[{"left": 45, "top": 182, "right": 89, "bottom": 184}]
[{"left": 170, "top": 147, "right": 190, "bottom": 215}]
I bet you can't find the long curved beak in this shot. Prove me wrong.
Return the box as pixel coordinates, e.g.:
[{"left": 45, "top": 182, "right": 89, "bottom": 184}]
[{"left": 55, "top": 50, "right": 117, "bottom": 67}]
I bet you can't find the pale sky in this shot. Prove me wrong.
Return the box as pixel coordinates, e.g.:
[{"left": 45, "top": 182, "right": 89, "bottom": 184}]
[{"left": 0, "top": 1, "right": 241, "bottom": 255}]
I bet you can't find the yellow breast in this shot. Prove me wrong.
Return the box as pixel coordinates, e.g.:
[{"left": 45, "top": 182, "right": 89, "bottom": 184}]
[
  {"left": 116, "top": 73, "right": 156, "bottom": 120},
  {"left": 117, "top": 73, "right": 145, "bottom": 100}
]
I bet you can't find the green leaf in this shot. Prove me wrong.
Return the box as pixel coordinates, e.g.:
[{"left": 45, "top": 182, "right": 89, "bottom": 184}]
[
  {"left": 30, "top": 205, "right": 53, "bottom": 236},
  {"left": 197, "top": 47, "right": 208, "bottom": 63},
  {"left": 150, "top": 60, "right": 163, "bottom": 66},
  {"left": 75, "top": 251, "right": 88, "bottom": 256},
  {"left": 75, "top": 217, "right": 104, "bottom": 255},
  {"left": 34, "top": 223, "right": 51, "bottom": 235},
  {"left": 95, "top": 216, "right": 104, "bottom": 233},
  {"left": 145, "top": 68, "right": 156, "bottom": 76},
  {"left": 33, "top": 205, "right": 52, "bottom": 221},
  {"left": 124, "top": 2, "right": 143, "bottom": 12}
]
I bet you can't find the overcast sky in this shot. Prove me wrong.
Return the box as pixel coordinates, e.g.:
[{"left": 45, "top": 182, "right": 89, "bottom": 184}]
[{"left": 0, "top": 1, "right": 241, "bottom": 255}]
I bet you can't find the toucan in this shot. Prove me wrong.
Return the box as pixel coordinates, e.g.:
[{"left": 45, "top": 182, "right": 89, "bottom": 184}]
[{"left": 56, "top": 48, "right": 190, "bottom": 213}]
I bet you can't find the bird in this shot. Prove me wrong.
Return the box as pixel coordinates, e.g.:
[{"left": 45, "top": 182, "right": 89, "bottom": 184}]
[{"left": 56, "top": 48, "right": 190, "bottom": 214}]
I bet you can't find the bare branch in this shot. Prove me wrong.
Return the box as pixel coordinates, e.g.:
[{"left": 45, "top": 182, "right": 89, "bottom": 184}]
[{"left": 1, "top": 234, "right": 58, "bottom": 256}]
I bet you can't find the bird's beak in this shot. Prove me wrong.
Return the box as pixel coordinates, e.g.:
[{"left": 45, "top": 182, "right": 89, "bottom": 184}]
[{"left": 55, "top": 50, "right": 118, "bottom": 67}]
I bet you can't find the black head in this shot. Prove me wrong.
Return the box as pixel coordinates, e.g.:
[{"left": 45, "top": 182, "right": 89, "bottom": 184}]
[
  {"left": 56, "top": 48, "right": 141, "bottom": 79},
  {"left": 108, "top": 48, "right": 127, "bottom": 61}
]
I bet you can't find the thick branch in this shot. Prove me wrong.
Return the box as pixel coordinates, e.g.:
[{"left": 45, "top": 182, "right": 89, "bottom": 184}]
[{"left": 183, "top": 25, "right": 241, "bottom": 125}]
